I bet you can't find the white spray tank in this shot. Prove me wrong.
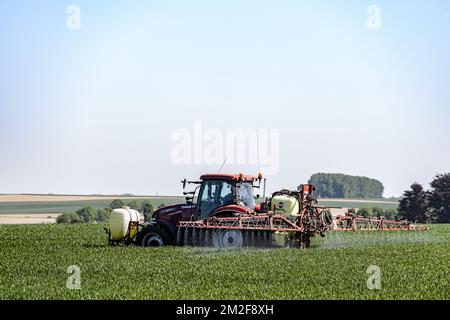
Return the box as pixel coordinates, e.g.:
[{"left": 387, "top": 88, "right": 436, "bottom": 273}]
[
  {"left": 270, "top": 191, "right": 301, "bottom": 247},
  {"left": 109, "top": 206, "right": 140, "bottom": 242},
  {"left": 270, "top": 194, "right": 300, "bottom": 217}
]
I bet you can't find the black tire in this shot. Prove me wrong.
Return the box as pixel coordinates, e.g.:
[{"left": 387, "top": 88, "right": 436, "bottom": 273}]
[
  {"left": 176, "top": 227, "right": 184, "bottom": 246},
  {"left": 320, "top": 209, "right": 333, "bottom": 227},
  {"left": 213, "top": 229, "right": 243, "bottom": 249},
  {"left": 156, "top": 220, "right": 177, "bottom": 245},
  {"left": 136, "top": 225, "right": 159, "bottom": 247},
  {"left": 142, "top": 232, "right": 164, "bottom": 247},
  {"left": 183, "top": 227, "right": 191, "bottom": 246},
  {"left": 136, "top": 224, "right": 172, "bottom": 247},
  {"left": 298, "top": 234, "right": 311, "bottom": 249}
]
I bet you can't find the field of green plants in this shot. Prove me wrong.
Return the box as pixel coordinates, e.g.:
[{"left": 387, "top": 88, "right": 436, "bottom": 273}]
[{"left": 0, "top": 223, "right": 448, "bottom": 300}]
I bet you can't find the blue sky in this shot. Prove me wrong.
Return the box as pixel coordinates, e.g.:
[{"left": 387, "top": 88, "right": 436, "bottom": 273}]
[{"left": 0, "top": 1, "right": 449, "bottom": 196}]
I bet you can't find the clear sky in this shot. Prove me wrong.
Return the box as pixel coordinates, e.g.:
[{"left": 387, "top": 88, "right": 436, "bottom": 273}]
[{"left": 0, "top": 0, "right": 449, "bottom": 197}]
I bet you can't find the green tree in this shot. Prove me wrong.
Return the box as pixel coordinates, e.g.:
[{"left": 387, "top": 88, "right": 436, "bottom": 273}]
[
  {"left": 96, "top": 208, "right": 111, "bottom": 222},
  {"left": 141, "top": 201, "right": 154, "bottom": 222},
  {"left": 356, "top": 208, "right": 370, "bottom": 217},
  {"left": 109, "top": 199, "right": 125, "bottom": 210},
  {"left": 384, "top": 209, "right": 399, "bottom": 221},
  {"left": 372, "top": 207, "right": 384, "bottom": 218},
  {"left": 398, "top": 183, "right": 429, "bottom": 223},
  {"left": 308, "top": 173, "right": 384, "bottom": 198},
  {"left": 56, "top": 212, "right": 83, "bottom": 224},
  {"left": 127, "top": 200, "right": 139, "bottom": 210},
  {"left": 158, "top": 203, "right": 166, "bottom": 209},
  {"left": 56, "top": 213, "right": 70, "bottom": 224},
  {"left": 428, "top": 173, "right": 450, "bottom": 223},
  {"left": 76, "top": 206, "right": 96, "bottom": 223}
]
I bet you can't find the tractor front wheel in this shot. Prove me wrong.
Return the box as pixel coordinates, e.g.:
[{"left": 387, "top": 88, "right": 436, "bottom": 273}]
[
  {"left": 137, "top": 225, "right": 171, "bottom": 247},
  {"left": 142, "top": 232, "right": 164, "bottom": 247}
]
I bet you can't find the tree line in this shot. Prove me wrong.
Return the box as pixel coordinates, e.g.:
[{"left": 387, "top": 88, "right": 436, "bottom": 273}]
[
  {"left": 308, "top": 173, "right": 384, "bottom": 198},
  {"left": 348, "top": 207, "right": 399, "bottom": 221},
  {"left": 398, "top": 173, "right": 450, "bottom": 223},
  {"left": 56, "top": 199, "right": 165, "bottom": 224}
]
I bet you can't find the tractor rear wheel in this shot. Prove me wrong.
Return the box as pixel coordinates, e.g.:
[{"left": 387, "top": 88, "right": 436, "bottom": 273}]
[{"left": 213, "top": 229, "right": 243, "bottom": 250}]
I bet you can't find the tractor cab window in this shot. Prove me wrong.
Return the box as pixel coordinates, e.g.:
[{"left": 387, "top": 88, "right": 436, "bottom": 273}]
[
  {"left": 238, "top": 182, "right": 256, "bottom": 210},
  {"left": 198, "top": 180, "right": 234, "bottom": 219}
]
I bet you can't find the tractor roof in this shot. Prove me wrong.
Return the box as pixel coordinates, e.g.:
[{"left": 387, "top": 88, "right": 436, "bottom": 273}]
[{"left": 200, "top": 174, "right": 256, "bottom": 182}]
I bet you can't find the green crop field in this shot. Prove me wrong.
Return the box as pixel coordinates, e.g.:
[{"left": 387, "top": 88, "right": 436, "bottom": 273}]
[{"left": 0, "top": 223, "right": 448, "bottom": 300}]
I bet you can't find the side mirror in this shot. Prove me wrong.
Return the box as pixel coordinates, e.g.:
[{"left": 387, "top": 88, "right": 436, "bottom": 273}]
[{"left": 181, "top": 179, "right": 187, "bottom": 189}]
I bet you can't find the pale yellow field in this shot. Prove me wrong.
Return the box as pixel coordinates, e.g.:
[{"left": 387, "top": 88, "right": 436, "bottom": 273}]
[{"left": 0, "top": 213, "right": 60, "bottom": 224}]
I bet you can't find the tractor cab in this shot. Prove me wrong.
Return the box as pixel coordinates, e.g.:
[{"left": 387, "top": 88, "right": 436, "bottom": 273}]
[
  {"left": 182, "top": 173, "right": 261, "bottom": 219},
  {"left": 197, "top": 175, "right": 256, "bottom": 218}
]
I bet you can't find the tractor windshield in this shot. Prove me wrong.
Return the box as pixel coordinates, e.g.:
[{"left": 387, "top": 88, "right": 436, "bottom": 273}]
[
  {"left": 238, "top": 182, "right": 256, "bottom": 210},
  {"left": 198, "top": 180, "right": 234, "bottom": 219}
]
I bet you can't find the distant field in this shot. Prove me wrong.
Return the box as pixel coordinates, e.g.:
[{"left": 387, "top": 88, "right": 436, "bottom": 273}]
[
  {"left": 0, "top": 214, "right": 60, "bottom": 224},
  {"left": 319, "top": 198, "right": 399, "bottom": 210},
  {"left": 0, "top": 195, "right": 173, "bottom": 202},
  {"left": 0, "top": 195, "right": 184, "bottom": 214},
  {"left": 0, "top": 223, "right": 447, "bottom": 299},
  {"left": 0, "top": 195, "right": 398, "bottom": 215}
]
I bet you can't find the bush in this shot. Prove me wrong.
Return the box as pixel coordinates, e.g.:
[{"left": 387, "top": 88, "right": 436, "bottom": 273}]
[
  {"left": 56, "top": 213, "right": 70, "bottom": 224},
  {"left": 356, "top": 207, "right": 400, "bottom": 220},
  {"left": 57, "top": 212, "right": 83, "bottom": 224},
  {"left": 141, "top": 201, "right": 154, "bottom": 222},
  {"left": 372, "top": 207, "right": 384, "bottom": 218},
  {"left": 57, "top": 207, "right": 111, "bottom": 224},
  {"left": 356, "top": 208, "right": 370, "bottom": 217},
  {"left": 76, "top": 206, "right": 97, "bottom": 223},
  {"left": 109, "top": 199, "right": 125, "bottom": 210},
  {"left": 384, "top": 209, "right": 399, "bottom": 220},
  {"left": 127, "top": 200, "right": 139, "bottom": 210},
  {"left": 96, "top": 208, "right": 111, "bottom": 222}
]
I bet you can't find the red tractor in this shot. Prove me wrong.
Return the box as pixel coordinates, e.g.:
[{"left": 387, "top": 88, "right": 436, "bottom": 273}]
[
  {"left": 107, "top": 173, "right": 425, "bottom": 248},
  {"left": 123, "top": 173, "right": 334, "bottom": 249}
]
